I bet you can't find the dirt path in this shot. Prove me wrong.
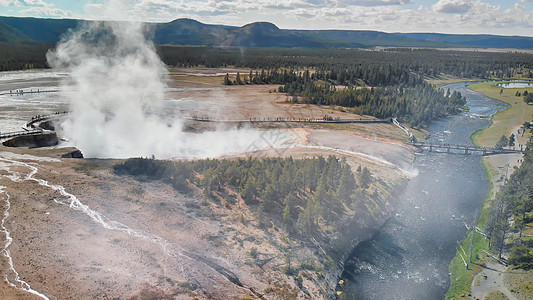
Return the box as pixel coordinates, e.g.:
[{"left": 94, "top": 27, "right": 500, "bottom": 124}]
[{"left": 471, "top": 262, "right": 517, "bottom": 300}]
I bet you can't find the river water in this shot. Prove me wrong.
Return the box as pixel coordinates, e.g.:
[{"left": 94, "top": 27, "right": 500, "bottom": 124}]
[{"left": 341, "top": 82, "right": 508, "bottom": 299}]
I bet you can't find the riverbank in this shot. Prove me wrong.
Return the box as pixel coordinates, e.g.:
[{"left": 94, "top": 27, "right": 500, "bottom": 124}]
[
  {"left": 469, "top": 81, "right": 533, "bottom": 148},
  {"left": 446, "top": 81, "right": 533, "bottom": 300},
  {"left": 428, "top": 77, "right": 482, "bottom": 88}
]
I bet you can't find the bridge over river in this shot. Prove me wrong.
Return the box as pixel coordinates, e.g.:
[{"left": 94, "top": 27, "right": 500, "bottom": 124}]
[{"left": 410, "top": 141, "right": 523, "bottom": 155}]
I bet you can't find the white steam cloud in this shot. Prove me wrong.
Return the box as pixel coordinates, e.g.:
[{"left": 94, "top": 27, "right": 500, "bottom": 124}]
[{"left": 46, "top": 17, "right": 291, "bottom": 159}]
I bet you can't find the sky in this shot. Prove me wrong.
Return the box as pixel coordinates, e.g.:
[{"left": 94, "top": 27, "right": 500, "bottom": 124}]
[{"left": 1, "top": 0, "right": 533, "bottom": 36}]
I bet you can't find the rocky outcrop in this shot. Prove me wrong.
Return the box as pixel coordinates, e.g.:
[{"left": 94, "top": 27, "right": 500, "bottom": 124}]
[
  {"left": 61, "top": 149, "right": 84, "bottom": 158},
  {"left": 38, "top": 120, "right": 56, "bottom": 131},
  {"left": 2, "top": 133, "right": 58, "bottom": 148}
]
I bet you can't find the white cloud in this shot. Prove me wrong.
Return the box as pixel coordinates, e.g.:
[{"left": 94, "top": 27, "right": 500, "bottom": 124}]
[
  {"left": 0, "top": 0, "right": 50, "bottom": 7},
  {"left": 20, "top": 0, "right": 48, "bottom": 6},
  {"left": 0, "top": 0, "right": 74, "bottom": 18},
  {"left": 4, "top": 0, "right": 528, "bottom": 36},
  {"left": 7, "top": 0, "right": 77, "bottom": 18},
  {"left": 337, "top": 0, "right": 410, "bottom": 6},
  {"left": 20, "top": 5, "right": 74, "bottom": 17},
  {"left": 282, "top": 1, "right": 532, "bottom": 35},
  {"left": 0, "top": 0, "right": 21, "bottom": 7},
  {"left": 433, "top": 0, "right": 472, "bottom": 14}
]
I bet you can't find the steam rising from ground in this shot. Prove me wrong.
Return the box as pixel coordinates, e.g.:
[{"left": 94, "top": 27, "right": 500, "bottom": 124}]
[{"left": 47, "top": 18, "right": 290, "bottom": 159}]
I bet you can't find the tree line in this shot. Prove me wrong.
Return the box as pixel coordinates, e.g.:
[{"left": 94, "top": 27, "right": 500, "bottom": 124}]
[
  {"left": 282, "top": 76, "right": 465, "bottom": 128},
  {"left": 223, "top": 67, "right": 466, "bottom": 128},
  {"left": 223, "top": 66, "right": 424, "bottom": 88},
  {"left": 2, "top": 42, "right": 533, "bottom": 77},
  {"left": 0, "top": 43, "right": 51, "bottom": 71},
  {"left": 114, "top": 156, "right": 375, "bottom": 240},
  {"left": 159, "top": 46, "right": 533, "bottom": 81},
  {"left": 486, "top": 139, "right": 533, "bottom": 269}
]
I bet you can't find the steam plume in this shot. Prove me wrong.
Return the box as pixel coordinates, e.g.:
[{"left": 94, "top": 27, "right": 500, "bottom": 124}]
[{"left": 47, "top": 12, "right": 290, "bottom": 159}]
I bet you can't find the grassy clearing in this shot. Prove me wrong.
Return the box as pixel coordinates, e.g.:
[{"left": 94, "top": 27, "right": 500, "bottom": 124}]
[
  {"left": 446, "top": 230, "right": 490, "bottom": 300},
  {"left": 409, "top": 126, "right": 430, "bottom": 142},
  {"left": 428, "top": 78, "right": 481, "bottom": 87},
  {"left": 468, "top": 81, "right": 533, "bottom": 147}
]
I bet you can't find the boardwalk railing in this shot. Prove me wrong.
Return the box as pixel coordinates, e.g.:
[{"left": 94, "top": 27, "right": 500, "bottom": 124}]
[
  {"left": 1, "top": 111, "right": 67, "bottom": 141},
  {"left": 184, "top": 116, "right": 393, "bottom": 124},
  {"left": 26, "top": 111, "right": 68, "bottom": 128},
  {"left": 0, "top": 89, "right": 59, "bottom": 96},
  {"left": 410, "top": 142, "right": 523, "bottom": 155},
  {"left": 0, "top": 129, "right": 43, "bottom": 140},
  {"left": 392, "top": 118, "right": 416, "bottom": 143}
]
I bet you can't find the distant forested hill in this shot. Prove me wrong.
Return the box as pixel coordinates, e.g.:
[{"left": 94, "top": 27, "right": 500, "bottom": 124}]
[
  {"left": 1, "top": 15, "right": 533, "bottom": 73},
  {"left": 0, "top": 16, "right": 79, "bottom": 43},
  {"left": 0, "top": 18, "right": 31, "bottom": 43},
  {"left": 0, "top": 17, "right": 55, "bottom": 70},
  {"left": 155, "top": 19, "right": 354, "bottom": 48},
  {"left": 286, "top": 29, "right": 450, "bottom": 48},
  {"left": 1, "top": 16, "right": 533, "bottom": 49},
  {"left": 395, "top": 32, "right": 533, "bottom": 49}
]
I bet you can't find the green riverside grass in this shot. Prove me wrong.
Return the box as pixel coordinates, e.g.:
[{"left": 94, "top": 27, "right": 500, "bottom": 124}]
[
  {"left": 446, "top": 80, "right": 526, "bottom": 299},
  {"left": 446, "top": 230, "right": 490, "bottom": 299}
]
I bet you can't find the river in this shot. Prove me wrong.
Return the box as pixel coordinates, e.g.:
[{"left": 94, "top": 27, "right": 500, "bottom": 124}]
[{"left": 341, "top": 82, "right": 509, "bottom": 299}]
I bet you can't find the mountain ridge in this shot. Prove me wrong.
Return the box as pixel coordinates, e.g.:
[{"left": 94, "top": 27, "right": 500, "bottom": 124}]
[{"left": 0, "top": 16, "right": 532, "bottom": 49}]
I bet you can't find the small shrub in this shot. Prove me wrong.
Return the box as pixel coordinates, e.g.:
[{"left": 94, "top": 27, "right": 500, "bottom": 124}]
[{"left": 249, "top": 247, "right": 258, "bottom": 259}]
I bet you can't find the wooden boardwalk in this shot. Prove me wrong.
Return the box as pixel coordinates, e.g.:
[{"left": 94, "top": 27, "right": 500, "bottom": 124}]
[
  {"left": 1, "top": 111, "right": 67, "bottom": 141},
  {"left": 0, "top": 89, "right": 59, "bottom": 96},
  {"left": 184, "top": 116, "right": 392, "bottom": 124},
  {"left": 26, "top": 111, "right": 68, "bottom": 128},
  {"left": 3, "top": 112, "right": 390, "bottom": 143},
  {"left": 6, "top": 112, "right": 522, "bottom": 158},
  {"left": 0, "top": 129, "right": 43, "bottom": 140}
]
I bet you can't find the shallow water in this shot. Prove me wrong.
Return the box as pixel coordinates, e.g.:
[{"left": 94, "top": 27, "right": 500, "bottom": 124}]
[
  {"left": 341, "top": 82, "right": 508, "bottom": 299},
  {"left": 498, "top": 82, "right": 532, "bottom": 89}
]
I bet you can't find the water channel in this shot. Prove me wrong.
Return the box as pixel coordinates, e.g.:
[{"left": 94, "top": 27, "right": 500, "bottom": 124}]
[
  {"left": 498, "top": 82, "right": 532, "bottom": 89},
  {"left": 342, "top": 82, "right": 509, "bottom": 299}
]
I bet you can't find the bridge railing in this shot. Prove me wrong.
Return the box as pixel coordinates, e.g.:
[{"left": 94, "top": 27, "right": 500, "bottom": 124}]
[{"left": 410, "top": 141, "right": 523, "bottom": 155}]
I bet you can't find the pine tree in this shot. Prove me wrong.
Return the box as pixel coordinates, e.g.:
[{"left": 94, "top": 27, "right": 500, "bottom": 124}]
[
  {"left": 509, "top": 133, "right": 516, "bottom": 147},
  {"left": 235, "top": 72, "right": 244, "bottom": 85},
  {"left": 495, "top": 135, "right": 509, "bottom": 149},
  {"left": 223, "top": 73, "right": 232, "bottom": 85},
  {"left": 241, "top": 179, "right": 257, "bottom": 204},
  {"left": 337, "top": 164, "right": 357, "bottom": 203},
  {"left": 262, "top": 184, "right": 278, "bottom": 212},
  {"left": 282, "top": 193, "right": 298, "bottom": 229},
  {"left": 360, "top": 167, "right": 372, "bottom": 189}
]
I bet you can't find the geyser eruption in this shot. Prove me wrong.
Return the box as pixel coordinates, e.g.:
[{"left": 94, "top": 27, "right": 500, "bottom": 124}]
[{"left": 47, "top": 17, "right": 291, "bottom": 158}]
